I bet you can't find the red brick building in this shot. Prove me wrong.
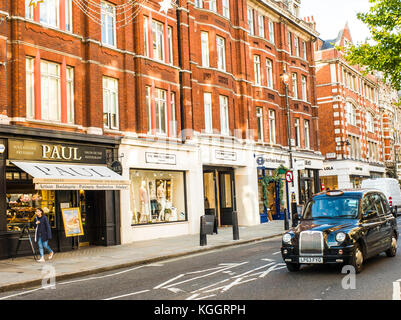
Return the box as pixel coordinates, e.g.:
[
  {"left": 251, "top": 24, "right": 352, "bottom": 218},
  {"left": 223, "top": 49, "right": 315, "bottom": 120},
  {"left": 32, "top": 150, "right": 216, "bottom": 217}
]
[
  {"left": 0, "top": 0, "right": 322, "bottom": 250},
  {"left": 315, "top": 24, "right": 385, "bottom": 189}
]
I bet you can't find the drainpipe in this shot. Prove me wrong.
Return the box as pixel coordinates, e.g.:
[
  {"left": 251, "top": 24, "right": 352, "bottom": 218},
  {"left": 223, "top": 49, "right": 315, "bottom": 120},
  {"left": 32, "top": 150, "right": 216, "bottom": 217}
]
[{"left": 176, "top": 0, "right": 185, "bottom": 144}]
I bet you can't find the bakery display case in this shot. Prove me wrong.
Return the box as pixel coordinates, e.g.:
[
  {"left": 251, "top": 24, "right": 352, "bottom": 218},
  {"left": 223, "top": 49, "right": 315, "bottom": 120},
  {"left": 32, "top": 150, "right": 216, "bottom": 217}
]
[{"left": 6, "top": 191, "right": 56, "bottom": 232}]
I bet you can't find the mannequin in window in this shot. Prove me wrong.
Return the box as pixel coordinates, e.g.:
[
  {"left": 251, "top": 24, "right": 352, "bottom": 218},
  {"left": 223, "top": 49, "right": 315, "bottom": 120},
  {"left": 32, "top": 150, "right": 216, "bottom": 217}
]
[
  {"left": 139, "top": 180, "right": 150, "bottom": 223},
  {"left": 157, "top": 180, "right": 166, "bottom": 221}
]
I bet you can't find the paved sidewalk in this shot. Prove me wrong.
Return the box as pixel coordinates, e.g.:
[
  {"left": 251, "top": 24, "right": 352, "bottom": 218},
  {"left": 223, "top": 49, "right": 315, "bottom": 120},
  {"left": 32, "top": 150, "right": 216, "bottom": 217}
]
[{"left": 0, "top": 221, "right": 286, "bottom": 293}]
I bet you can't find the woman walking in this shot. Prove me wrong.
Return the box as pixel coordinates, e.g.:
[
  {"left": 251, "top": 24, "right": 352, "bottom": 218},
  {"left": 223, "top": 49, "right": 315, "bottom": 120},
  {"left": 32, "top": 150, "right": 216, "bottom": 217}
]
[{"left": 34, "top": 208, "right": 54, "bottom": 262}]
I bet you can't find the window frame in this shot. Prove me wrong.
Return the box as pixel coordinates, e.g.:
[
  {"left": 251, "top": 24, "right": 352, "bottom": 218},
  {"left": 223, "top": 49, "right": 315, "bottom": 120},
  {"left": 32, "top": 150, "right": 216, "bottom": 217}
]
[
  {"left": 256, "top": 107, "right": 264, "bottom": 142},
  {"left": 101, "top": 1, "right": 116, "bottom": 47},
  {"left": 204, "top": 92, "right": 213, "bottom": 134},
  {"left": 201, "top": 31, "right": 210, "bottom": 67},
  {"left": 269, "top": 109, "right": 276, "bottom": 144},
  {"left": 219, "top": 95, "right": 229, "bottom": 136},
  {"left": 216, "top": 36, "right": 226, "bottom": 71},
  {"left": 254, "top": 55, "right": 261, "bottom": 85},
  {"left": 103, "top": 76, "right": 119, "bottom": 130},
  {"left": 40, "top": 60, "right": 61, "bottom": 122}
]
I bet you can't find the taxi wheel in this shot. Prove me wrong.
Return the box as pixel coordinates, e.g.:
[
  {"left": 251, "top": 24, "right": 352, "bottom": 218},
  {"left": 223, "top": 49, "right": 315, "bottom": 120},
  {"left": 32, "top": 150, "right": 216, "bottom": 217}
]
[
  {"left": 286, "top": 263, "right": 301, "bottom": 272},
  {"left": 385, "top": 234, "right": 397, "bottom": 257},
  {"left": 350, "top": 243, "right": 364, "bottom": 274}
]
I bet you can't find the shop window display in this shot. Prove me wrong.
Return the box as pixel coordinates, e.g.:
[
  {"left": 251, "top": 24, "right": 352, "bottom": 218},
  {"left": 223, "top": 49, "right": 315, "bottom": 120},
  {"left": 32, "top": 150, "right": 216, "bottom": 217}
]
[
  {"left": 130, "top": 170, "right": 187, "bottom": 225},
  {"left": 6, "top": 191, "right": 56, "bottom": 231}
]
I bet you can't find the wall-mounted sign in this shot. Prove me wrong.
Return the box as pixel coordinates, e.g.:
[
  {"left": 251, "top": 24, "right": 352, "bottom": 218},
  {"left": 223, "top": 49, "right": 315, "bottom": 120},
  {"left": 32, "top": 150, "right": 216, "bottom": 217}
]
[
  {"left": 215, "top": 150, "right": 237, "bottom": 161},
  {"left": 8, "top": 139, "right": 106, "bottom": 164},
  {"left": 326, "top": 153, "right": 337, "bottom": 159},
  {"left": 256, "top": 156, "right": 265, "bottom": 166},
  {"left": 110, "top": 160, "right": 123, "bottom": 175},
  {"left": 145, "top": 152, "right": 176, "bottom": 165}
]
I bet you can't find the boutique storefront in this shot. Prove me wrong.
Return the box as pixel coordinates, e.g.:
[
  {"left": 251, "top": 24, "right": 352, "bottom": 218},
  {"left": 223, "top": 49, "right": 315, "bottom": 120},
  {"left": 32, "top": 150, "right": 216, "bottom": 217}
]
[
  {"left": 0, "top": 127, "right": 128, "bottom": 259},
  {"left": 319, "top": 160, "right": 385, "bottom": 190},
  {"left": 119, "top": 138, "right": 201, "bottom": 244}
]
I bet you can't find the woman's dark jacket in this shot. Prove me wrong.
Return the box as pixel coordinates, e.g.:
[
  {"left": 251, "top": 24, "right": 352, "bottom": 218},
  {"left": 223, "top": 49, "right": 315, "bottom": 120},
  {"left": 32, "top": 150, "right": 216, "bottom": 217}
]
[{"left": 34, "top": 215, "right": 52, "bottom": 242}]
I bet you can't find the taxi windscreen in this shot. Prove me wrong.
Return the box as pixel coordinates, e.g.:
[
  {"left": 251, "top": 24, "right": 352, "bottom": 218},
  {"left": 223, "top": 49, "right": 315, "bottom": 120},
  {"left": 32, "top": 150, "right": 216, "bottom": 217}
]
[{"left": 303, "top": 196, "right": 360, "bottom": 219}]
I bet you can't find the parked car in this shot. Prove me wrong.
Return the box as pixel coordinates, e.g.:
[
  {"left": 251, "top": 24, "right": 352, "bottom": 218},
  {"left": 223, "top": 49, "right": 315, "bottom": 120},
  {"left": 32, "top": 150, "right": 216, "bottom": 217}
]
[
  {"left": 361, "top": 178, "right": 401, "bottom": 216},
  {"left": 281, "top": 189, "right": 398, "bottom": 273}
]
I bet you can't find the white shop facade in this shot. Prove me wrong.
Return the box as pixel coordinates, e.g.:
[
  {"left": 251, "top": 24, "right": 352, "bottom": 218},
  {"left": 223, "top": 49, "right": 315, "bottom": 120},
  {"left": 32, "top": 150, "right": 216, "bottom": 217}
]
[
  {"left": 119, "top": 137, "right": 202, "bottom": 243},
  {"left": 320, "top": 160, "right": 386, "bottom": 190}
]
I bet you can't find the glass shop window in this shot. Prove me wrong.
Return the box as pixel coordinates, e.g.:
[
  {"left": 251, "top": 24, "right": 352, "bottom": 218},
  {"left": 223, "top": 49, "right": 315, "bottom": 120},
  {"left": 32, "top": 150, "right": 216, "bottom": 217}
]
[
  {"left": 6, "top": 191, "right": 56, "bottom": 232},
  {"left": 130, "top": 169, "right": 187, "bottom": 225}
]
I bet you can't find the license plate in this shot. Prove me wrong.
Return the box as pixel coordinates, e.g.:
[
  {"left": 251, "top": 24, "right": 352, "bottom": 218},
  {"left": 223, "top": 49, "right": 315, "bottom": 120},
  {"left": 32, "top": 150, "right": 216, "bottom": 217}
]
[{"left": 299, "top": 257, "right": 323, "bottom": 264}]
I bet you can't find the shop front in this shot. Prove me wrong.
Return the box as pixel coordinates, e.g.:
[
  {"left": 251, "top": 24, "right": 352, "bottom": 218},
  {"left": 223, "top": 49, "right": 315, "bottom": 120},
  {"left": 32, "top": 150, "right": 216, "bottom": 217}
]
[
  {"left": 0, "top": 133, "right": 128, "bottom": 259},
  {"left": 255, "top": 153, "right": 290, "bottom": 223},
  {"left": 201, "top": 145, "right": 244, "bottom": 227},
  {"left": 294, "top": 157, "right": 323, "bottom": 205},
  {"left": 119, "top": 139, "right": 200, "bottom": 244},
  {"left": 319, "top": 160, "right": 385, "bottom": 190},
  {"left": 203, "top": 166, "right": 235, "bottom": 227}
]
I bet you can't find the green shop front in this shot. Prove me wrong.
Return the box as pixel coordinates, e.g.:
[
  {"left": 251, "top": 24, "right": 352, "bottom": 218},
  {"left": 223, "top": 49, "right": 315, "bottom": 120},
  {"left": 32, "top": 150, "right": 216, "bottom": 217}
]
[
  {"left": 0, "top": 127, "right": 128, "bottom": 259},
  {"left": 256, "top": 154, "right": 290, "bottom": 223}
]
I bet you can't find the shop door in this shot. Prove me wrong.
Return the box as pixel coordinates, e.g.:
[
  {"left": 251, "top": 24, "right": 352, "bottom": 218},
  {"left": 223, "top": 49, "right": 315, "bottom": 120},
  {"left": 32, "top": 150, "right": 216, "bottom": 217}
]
[
  {"left": 203, "top": 170, "right": 218, "bottom": 232},
  {"left": 81, "top": 191, "right": 106, "bottom": 246},
  {"left": 219, "top": 171, "right": 235, "bottom": 226}
]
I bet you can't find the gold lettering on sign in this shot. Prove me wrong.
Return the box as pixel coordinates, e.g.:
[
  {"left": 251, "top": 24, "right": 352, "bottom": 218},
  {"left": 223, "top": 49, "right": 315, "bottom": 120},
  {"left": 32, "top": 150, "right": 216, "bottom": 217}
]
[
  {"left": 42, "top": 145, "right": 51, "bottom": 159},
  {"left": 41, "top": 145, "right": 82, "bottom": 161}
]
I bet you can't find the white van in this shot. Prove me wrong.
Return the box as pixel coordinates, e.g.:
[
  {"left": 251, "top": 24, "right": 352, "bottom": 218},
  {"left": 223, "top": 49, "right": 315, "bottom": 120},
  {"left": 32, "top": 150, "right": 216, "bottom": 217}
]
[{"left": 361, "top": 178, "right": 401, "bottom": 216}]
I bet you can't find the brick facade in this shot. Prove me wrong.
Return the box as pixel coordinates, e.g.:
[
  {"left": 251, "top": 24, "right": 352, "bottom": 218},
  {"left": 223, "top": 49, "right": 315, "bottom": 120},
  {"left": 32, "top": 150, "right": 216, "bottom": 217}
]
[
  {"left": 316, "top": 24, "right": 387, "bottom": 188},
  {"left": 0, "top": 0, "right": 320, "bottom": 153}
]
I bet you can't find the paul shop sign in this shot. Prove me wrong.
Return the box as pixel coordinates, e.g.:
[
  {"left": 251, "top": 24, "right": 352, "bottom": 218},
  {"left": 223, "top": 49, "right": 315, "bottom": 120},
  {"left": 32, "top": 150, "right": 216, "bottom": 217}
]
[{"left": 8, "top": 139, "right": 106, "bottom": 164}]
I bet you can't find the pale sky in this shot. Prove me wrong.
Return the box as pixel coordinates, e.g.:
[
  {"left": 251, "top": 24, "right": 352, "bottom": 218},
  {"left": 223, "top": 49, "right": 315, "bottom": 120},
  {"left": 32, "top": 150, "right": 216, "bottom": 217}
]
[{"left": 300, "top": 0, "right": 373, "bottom": 44}]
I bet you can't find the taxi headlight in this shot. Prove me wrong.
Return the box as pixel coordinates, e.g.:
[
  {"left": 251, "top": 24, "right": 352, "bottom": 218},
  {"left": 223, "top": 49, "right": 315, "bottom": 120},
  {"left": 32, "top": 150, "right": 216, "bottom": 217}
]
[
  {"left": 335, "top": 232, "right": 347, "bottom": 243},
  {"left": 283, "top": 233, "right": 292, "bottom": 244}
]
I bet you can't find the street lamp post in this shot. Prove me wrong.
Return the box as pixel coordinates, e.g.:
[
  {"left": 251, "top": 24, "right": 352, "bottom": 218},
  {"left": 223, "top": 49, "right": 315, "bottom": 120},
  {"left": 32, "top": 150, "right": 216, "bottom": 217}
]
[{"left": 281, "top": 70, "right": 291, "bottom": 231}]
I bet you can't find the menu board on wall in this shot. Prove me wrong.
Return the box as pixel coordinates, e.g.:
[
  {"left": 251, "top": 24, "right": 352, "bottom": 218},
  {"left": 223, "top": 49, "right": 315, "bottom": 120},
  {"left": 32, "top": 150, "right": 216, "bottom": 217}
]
[{"left": 61, "top": 207, "right": 84, "bottom": 237}]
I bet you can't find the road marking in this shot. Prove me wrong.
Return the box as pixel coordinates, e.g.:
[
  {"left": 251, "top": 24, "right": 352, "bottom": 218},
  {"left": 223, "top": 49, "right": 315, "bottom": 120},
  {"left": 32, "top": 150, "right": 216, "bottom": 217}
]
[
  {"left": 154, "top": 274, "right": 185, "bottom": 289},
  {"left": 0, "top": 264, "right": 162, "bottom": 300},
  {"left": 193, "top": 294, "right": 216, "bottom": 300},
  {"left": 160, "top": 262, "right": 249, "bottom": 289},
  {"left": 0, "top": 285, "right": 54, "bottom": 300},
  {"left": 203, "top": 278, "right": 257, "bottom": 293},
  {"left": 191, "top": 279, "right": 231, "bottom": 293},
  {"left": 103, "top": 289, "right": 150, "bottom": 301},
  {"left": 272, "top": 251, "right": 281, "bottom": 255},
  {"left": 232, "top": 263, "right": 275, "bottom": 278},
  {"left": 167, "top": 287, "right": 185, "bottom": 294},
  {"left": 258, "top": 264, "right": 287, "bottom": 278}
]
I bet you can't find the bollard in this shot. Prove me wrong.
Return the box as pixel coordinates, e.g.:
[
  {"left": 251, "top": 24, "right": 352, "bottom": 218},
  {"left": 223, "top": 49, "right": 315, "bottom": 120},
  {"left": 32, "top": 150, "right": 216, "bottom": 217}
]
[
  {"left": 291, "top": 201, "right": 298, "bottom": 227},
  {"left": 200, "top": 215, "right": 215, "bottom": 246},
  {"left": 232, "top": 211, "right": 239, "bottom": 240},
  {"left": 284, "top": 208, "right": 289, "bottom": 231},
  {"left": 200, "top": 216, "right": 207, "bottom": 246}
]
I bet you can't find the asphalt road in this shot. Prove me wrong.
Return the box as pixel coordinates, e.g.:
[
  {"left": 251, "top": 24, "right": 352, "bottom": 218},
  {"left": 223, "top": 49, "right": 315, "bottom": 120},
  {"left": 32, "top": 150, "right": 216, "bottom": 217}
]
[{"left": 1, "top": 217, "right": 401, "bottom": 301}]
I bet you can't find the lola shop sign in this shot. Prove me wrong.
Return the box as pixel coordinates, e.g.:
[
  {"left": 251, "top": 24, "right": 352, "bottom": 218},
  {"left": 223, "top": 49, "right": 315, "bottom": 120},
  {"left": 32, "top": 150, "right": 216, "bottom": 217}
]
[{"left": 8, "top": 139, "right": 106, "bottom": 164}]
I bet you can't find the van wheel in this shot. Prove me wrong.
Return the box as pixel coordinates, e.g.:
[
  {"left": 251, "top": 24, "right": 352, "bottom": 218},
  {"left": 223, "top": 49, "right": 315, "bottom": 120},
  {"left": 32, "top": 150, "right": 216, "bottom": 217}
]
[
  {"left": 286, "top": 263, "right": 301, "bottom": 272},
  {"left": 386, "top": 234, "right": 397, "bottom": 257},
  {"left": 350, "top": 243, "right": 364, "bottom": 274}
]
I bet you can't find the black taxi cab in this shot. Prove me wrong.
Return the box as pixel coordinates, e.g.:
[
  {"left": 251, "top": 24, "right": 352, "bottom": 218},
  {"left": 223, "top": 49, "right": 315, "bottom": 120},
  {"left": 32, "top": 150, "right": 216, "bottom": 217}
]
[{"left": 281, "top": 189, "right": 398, "bottom": 273}]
